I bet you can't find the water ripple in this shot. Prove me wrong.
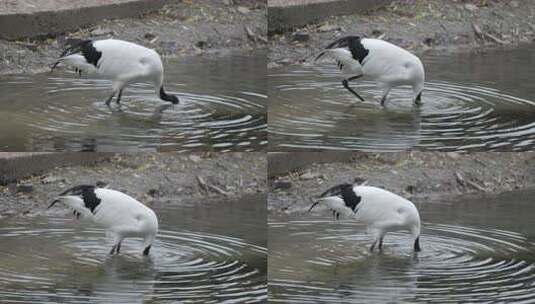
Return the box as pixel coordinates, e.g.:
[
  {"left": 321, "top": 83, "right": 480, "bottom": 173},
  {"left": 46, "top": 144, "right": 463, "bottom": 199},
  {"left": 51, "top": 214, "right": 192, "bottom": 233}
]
[
  {"left": 269, "top": 220, "right": 535, "bottom": 303},
  {"left": 269, "top": 66, "right": 535, "bottom": 151},
  {"left": 0, "top": 55, "right": 267, "bottom": 152},
  {"left": 0, "top": 218, "right": 267, "bottom": 304}
]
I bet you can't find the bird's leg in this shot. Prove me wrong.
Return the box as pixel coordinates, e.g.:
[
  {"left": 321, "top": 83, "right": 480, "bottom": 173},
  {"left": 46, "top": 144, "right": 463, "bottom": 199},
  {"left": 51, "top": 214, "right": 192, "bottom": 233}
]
[
  {"left": 369, "top": 240, "right": 377, "bottom": 252},
  {"left": 116, "top": 89, "right": 123, "bottom": 104},
  {"left": 414, "top": 91, "right": 422, "bottom": 106},
  {"left": 109, "top": 235, "right": 122, "bottom": 254},
  {"left": 378, "top": 236, "right": 385, "bottom": 252},
  {"left": 105, "top": 92, "right": 116, "bottom": 106},
  {"left": 109, "top": 244, "right": 117, "bottom": 255},
  {"left": 342, "top": 75, "right": 364, "bottom": 101},
  {"left": 380, "top": 88, "right": 391, "bottom": 107}
]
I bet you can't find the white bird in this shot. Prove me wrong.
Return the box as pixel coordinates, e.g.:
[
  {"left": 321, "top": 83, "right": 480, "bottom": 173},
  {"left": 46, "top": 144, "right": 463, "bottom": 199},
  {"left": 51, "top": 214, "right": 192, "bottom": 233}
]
[
  {"left": 51, "top": 39, "right": 179, "bottom": 106},
  {"left": 308, "top": 183, "right": 422, "bottom": 252},
  {"left": 315, "top": 36, "right": 425, "bottom": 106},
  {"left": 48, "top": 185, "right": 158, "bottom": 256}
]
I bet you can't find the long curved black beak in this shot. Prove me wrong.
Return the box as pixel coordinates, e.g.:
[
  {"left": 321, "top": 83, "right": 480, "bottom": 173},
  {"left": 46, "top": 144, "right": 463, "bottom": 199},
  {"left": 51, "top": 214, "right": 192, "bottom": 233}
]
[
  {"left": 50, "top": 61, "right": 61, "bottom": 74},
  {"left": 308, "top": 202, "right": 319, "bottom": 212},
  {"left": 47, "top": 199, "right": 59, "bottom": 209}
]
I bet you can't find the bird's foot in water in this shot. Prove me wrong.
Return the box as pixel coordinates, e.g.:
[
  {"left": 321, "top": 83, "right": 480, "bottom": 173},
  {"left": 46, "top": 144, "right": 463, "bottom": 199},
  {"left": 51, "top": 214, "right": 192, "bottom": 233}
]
[{"left": 380, "top": 96, "right": 387, "bottom": 107}]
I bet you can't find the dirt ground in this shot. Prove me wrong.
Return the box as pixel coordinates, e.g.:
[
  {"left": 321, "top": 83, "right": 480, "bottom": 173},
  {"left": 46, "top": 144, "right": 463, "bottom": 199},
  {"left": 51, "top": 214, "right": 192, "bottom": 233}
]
[
  {"left": 0, "top": 0, "right": 267, "bottom": 75},
  {"left": 0, "top": 152, "right": 266, "bottom": 217},
  {"left": 268, "top": 0, "right": 535, "bottom": 67},
  {"left": 269, "top": 152, "right": 535, "bottom": 214}
]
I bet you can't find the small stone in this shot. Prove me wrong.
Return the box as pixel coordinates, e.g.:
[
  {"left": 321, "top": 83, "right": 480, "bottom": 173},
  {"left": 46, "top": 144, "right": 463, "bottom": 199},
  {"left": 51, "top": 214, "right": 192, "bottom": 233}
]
[
  {"left": 144, "top": 33, "right": 156, "bottom": 40},
  {"left": 195, "top": 40, "right": 207, "bottom": 49},
  {"left": 41, "top": 175, "right": 66, "bottom": 184},
  {"left": 423, "top": 37, "right": 435, "bottom": 46},
  {"left": 96, "top": 181, "right": 108, "bottom": 188},
  {"left": 237, "top": 6, "right": 250, "bottom": 14},
  {"left": 405, "top": 185, "right": 416, "bottom": 194},
  {"left": 189, "top": 155, "right": 202, "bottom": 163},
  {"left": 300, "top": 172, "right": 321, "bottom": 180},
  {"left": 17, "top": 184, "right": 34, "bottom": 193},
  {"left": 353, "top": 177, "right": 367, "bottom": 185},
  {"left": 292, "top": 32, "right": 310, "bottom": 42},
  {"left": 272, "top": 181, "right": 292, "bottom": 190},
  {"left": 318, "top": 24, "right": 340, "bottom": 32},
  {"left": 446, "top": 152, "right": 460, "bottom": 160},
  {"left": 91, "top": 27, "right": 113, "bottom": 36},
  {"left": 147, "top": 189, "right": 159, "bottom": 197},
  {"left": 371, "top": 29, "right": 383, "bottom": 36},
  {"left": 464, "top": 4, "right": 478, "bottom": 12}
]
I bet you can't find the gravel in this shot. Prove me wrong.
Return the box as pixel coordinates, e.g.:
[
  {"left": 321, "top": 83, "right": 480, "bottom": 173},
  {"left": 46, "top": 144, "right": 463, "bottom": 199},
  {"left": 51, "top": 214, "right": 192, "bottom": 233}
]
[
  {"left": 0, "top": 0, "right": 267, "bottom": 75},
  {"left": 268, "top": 0, "right": 535, "bottom": 67},
  {"left": 0, "top": 152, "right": 266, "bottom": 217},
  {"left": 269, "top": 152, "right": 535, "bottom": 214}
]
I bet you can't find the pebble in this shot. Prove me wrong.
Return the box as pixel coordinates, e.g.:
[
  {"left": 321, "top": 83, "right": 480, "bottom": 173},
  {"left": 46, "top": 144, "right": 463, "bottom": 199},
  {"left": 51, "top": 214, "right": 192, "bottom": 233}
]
[
  {"left": 237, "top": 6, "right": 250, "bottom": 14},
  {"left": 16, "top": 184, "right": 34, "bottom": 193},
  {"left": 91, "top": 27, "right": 114, "bottom": 36},
  {"left": 292, "top": 32, "right": 310, "bottom": 42},
  {"left": 272, "top": 181, "right": 292, "bottom": 190},
  {"left": 189, "top": 155, "right": 203, "bottom": 163},
  {"left": 464, "top": 4, "right": 478, "bottom": 12},
  {"left": 195, "top": 40, "right": 208, "bottom": 49},
  {"left": 147, "top": 189, "right": 160, "bottom": 197},
  {"left": 318, "top": 24, "right": 340, "bottom": 32},
  {"left": 144, "top": 33, "right": 156, "bottom": 40},
  {"left": 300, "top": 172, "right": 321, "bottom": 180},
  {"left": 41, "top": 175, "right": 66, "bottom": 184}
]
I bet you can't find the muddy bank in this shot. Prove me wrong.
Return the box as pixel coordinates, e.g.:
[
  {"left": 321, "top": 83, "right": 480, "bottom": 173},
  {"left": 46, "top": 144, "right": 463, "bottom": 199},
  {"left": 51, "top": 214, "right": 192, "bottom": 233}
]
[
  {"left": 269, "top": 152, "right": 535, "bottom": 214},
  {"left": 0, "top": 152, "right": 266, "bottom": 217},
  {"left": 268, "top": 0, "right": 535, "bottom": 67},
  {"left": 0, "top": 0, "right": 267, "bottom": 75}
]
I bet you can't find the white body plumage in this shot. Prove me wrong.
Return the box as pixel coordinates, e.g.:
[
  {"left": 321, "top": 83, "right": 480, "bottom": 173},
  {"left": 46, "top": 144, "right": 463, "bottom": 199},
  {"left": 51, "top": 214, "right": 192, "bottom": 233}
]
[
  {"left": 309, "top": 184, "right": 421, "bottom": 252},
  {"left": 315, "top": 37, "right": 425, "bottom": 106},
  {"left": 49, "top": 185, "right": 158, "bottom": 255},
  {"left": 51, "top": 39, "right": 179, "bottom": 105}
]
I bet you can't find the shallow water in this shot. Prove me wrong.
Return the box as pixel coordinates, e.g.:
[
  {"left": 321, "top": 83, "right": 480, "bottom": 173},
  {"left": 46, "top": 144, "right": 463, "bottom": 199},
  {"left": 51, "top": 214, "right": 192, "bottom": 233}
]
[
  {"left": 269, "top": 44, "right": 535, "bottom": 151},
  {"left": 0, "top": 194, "right": 267, "bottom": 303},
  {"left": 269, "top": 189, "right": 535, "bottom": 303},
  {"left": 0, "top": 53, "right": 267, "bottom": 152}
]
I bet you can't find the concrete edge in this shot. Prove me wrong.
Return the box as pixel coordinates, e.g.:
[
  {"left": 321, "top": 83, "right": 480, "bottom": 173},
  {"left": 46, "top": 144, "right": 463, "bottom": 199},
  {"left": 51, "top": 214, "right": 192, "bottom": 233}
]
[
  {"left": 0, "top": 0, "right": 170, "bottom": 40},
  {"left": 0, "top": 153, "right": 113, "bottom": 185},
  {"left": 268, "top": 152, "right": 362, "bottom": 178},
  {"left": 268, "top": 0, "right": 393, "bottom": 34}
]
